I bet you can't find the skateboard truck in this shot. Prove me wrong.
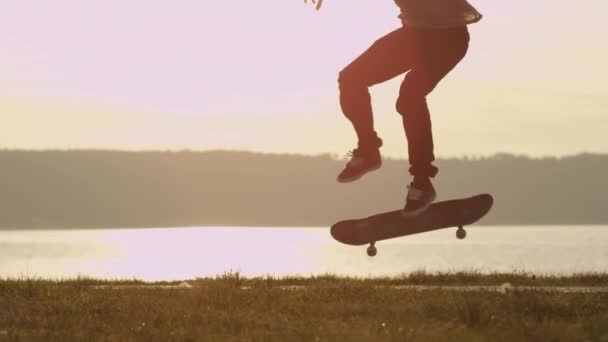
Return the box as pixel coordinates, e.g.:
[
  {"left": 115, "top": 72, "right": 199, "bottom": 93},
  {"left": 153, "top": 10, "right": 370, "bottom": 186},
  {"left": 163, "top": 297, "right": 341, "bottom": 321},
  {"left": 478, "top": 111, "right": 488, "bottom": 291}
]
[{"left": 366, "top": 226, "right": 468, "bottom": 257}]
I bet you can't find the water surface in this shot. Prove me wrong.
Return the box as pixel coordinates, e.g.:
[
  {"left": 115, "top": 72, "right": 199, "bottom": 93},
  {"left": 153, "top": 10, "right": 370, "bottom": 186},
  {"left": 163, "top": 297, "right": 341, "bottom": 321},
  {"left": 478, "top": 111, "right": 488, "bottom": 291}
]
[{"left": 1, "top": 226, "right": 606, "bottom": 280}]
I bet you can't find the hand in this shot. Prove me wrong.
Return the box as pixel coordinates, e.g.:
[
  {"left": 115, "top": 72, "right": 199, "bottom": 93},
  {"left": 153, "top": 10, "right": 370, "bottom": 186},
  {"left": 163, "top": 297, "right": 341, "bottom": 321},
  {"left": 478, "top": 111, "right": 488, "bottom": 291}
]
[{"left": 304, "top": 0, "right": 324, "bottom": 10}]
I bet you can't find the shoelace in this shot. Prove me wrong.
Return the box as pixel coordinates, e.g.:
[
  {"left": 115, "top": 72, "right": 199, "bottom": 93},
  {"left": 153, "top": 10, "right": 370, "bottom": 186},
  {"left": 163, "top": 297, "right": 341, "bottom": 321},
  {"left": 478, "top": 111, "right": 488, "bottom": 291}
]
[
  {"left": 345, "top": 149, "right": 358, "bottom": 158},
  {"left": 345, "top": 149, "right": 364, "bottom": 167}
]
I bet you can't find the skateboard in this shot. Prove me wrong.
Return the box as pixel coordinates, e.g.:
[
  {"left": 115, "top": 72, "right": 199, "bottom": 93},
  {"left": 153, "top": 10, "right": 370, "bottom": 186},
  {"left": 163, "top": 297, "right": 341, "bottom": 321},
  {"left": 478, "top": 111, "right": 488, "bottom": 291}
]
[{"left": 330, "top": 194, "right": 494, "bottom": 256}]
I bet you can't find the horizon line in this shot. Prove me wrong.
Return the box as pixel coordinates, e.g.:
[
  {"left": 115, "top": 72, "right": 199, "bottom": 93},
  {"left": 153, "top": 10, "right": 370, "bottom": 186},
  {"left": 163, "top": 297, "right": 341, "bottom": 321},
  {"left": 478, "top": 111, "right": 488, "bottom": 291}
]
[{"left": 1, "top": 148, "right": 606, "bottom": 160}]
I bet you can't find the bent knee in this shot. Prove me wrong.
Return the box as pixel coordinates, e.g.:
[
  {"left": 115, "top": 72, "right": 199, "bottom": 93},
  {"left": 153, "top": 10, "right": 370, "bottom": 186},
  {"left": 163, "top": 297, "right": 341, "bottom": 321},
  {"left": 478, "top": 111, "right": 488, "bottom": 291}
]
[
  {"left": 396, "top": 91, "right": 428, "bottom": 116},
  {"left": 338, "top": 69, "right": 354, "bottom": 90},
  {"left": 338, "top": 66, "right": 368, "bottom": 92}
]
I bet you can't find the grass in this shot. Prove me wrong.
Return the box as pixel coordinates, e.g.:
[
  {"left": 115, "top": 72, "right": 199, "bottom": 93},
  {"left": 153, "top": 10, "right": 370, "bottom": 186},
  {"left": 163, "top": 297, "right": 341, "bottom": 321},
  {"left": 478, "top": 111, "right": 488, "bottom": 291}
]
[{"left": 1, "top": 272, "right": 608, "bottom": 341}]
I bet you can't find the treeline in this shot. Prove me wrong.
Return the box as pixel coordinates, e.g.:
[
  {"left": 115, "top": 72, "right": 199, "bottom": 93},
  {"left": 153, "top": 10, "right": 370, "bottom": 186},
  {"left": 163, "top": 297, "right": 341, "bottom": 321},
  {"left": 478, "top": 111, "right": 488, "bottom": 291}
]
[{"left": 0, "top": 150, "right": 606, "bottom": 228}]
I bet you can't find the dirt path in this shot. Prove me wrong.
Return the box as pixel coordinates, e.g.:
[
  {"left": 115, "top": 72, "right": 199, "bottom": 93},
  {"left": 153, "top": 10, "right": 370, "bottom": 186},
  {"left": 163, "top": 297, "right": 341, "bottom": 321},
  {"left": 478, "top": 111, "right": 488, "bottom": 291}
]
[{"left": 93, "top": 283, "right": 608, "bottom": 293}]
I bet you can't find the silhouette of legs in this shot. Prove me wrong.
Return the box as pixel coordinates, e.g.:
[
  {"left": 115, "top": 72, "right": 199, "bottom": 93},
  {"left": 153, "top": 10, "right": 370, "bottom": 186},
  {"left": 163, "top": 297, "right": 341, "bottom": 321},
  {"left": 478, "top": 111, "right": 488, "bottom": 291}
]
[{"left": 338, "top": 26, "right": 469, "bottom": 180}]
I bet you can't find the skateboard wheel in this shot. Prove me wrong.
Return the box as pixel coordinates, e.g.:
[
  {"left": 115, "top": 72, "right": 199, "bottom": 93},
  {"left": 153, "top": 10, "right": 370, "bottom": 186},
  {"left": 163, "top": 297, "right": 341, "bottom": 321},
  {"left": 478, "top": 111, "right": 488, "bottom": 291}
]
[
  {"left": 456, "top": 226, "right": 467, "bottom": 240},
  {"left": 367, "top": 244, "right": 377, "bottom": 257}
]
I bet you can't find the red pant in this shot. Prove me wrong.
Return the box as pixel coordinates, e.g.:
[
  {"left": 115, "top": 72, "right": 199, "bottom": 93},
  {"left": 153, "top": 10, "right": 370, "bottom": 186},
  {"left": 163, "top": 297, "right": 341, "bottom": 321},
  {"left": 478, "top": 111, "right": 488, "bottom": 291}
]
[{"left": 338, "top": 25, "right": 469, "bottom": 178}]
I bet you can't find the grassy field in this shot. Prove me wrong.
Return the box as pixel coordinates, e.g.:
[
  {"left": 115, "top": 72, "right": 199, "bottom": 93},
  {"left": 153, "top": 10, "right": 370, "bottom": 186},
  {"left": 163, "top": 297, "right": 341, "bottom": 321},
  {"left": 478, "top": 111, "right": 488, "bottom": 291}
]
[{"left": 1, "top": 272, "right": 608, "bottom": 341}]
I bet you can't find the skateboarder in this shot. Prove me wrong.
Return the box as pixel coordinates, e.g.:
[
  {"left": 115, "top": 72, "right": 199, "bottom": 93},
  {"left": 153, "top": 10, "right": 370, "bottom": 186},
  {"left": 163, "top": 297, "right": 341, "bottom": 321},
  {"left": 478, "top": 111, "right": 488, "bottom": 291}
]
[{"left": 306, "top": 0, "right": 482, "bottom": 217}]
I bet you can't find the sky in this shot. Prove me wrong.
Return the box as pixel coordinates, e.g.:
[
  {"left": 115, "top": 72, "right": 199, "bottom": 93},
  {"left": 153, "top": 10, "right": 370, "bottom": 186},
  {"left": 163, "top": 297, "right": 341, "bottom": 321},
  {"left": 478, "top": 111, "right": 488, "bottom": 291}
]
[{"left": 1, "top": 0, "right": 607, "bottom": 158}]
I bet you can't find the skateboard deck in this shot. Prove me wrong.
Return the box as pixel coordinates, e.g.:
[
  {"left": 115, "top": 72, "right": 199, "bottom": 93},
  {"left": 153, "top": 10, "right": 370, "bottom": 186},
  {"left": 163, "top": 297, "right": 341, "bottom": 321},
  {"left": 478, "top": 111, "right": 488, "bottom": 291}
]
[{"left": 330, "top": 194, "right": 493, "bottom": 256}]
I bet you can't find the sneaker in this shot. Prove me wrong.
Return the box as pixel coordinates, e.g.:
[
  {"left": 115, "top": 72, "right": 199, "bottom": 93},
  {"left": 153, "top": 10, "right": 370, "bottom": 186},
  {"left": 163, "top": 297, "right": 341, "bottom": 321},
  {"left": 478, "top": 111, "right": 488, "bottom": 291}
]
[
  {"left": 337, "top": 147, "right": 382, "bottom": 183},
  {"left": 401, "top": 182, "right": 437, "bottom": 217}
]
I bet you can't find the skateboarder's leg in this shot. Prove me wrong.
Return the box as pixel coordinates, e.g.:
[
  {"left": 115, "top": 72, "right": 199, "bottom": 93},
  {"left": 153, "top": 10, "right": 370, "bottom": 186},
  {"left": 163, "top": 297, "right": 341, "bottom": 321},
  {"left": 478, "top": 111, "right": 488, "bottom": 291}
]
[
  {"left": 396, "top": 27, "right": 470, "bottom": 180},
  {"left": 398, "top": 70, "right": 438, "bottom": 179},
  {"left": 338, "top": 27, "right": 414, "bottom": 150},
  {"left": 397, "top": 27, "right": 470, "bottom": 215},
  {"left": 337, "top": 27, "right": 416, "bottom": 182}
]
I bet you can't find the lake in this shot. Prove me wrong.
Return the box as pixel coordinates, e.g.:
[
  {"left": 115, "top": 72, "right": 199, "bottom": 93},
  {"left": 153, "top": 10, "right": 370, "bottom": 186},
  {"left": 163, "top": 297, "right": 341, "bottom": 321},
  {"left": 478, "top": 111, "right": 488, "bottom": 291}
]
[{"left": 1, "top": 226, "right": 607, "bottom": 281}]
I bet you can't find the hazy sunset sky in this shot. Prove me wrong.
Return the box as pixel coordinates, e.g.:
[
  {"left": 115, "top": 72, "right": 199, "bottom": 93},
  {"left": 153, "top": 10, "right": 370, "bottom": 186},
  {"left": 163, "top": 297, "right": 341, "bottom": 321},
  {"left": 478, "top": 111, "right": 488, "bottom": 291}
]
[{"left": 1, "top": 0, "right": 606, "bottom": 158}]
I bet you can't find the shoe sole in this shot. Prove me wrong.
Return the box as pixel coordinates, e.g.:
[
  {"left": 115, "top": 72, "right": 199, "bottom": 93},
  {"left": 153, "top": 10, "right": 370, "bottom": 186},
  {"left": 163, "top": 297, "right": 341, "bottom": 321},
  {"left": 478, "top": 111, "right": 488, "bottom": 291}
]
[{"left": 336, "top": 163, "right": 382, "bottom": 183}]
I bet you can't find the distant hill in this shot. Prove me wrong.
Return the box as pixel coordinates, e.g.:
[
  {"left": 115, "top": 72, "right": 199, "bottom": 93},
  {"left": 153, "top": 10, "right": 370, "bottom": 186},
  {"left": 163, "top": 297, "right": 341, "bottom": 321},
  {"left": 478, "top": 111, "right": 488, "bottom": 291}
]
[{"left": 1, "top": 150, "right": 607, "bottom": 228}]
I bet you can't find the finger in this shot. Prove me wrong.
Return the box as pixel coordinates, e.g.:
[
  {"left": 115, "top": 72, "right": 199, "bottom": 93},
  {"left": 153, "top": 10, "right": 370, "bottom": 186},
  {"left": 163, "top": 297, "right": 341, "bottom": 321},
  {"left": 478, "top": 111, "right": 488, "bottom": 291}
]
[{"left": 316, "top": 0, "right": 323, "bottom": 10}]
